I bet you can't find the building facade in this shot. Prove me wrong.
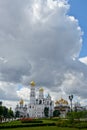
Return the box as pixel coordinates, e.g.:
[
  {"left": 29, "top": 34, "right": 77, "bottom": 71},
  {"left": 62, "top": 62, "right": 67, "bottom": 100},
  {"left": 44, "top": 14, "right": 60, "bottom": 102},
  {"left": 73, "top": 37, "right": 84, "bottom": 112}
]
[
  {"left": 15, "top": 81, "right": 54, "bottom": 118},
  {"left": 15, "top": 99, "right": 28, "bottom": 117},
  {"left": 73, "top": 102, "right": 86, "bottom": 112},
  {"left": 54, "top": 98, "right": 70, "bottom": 117}
]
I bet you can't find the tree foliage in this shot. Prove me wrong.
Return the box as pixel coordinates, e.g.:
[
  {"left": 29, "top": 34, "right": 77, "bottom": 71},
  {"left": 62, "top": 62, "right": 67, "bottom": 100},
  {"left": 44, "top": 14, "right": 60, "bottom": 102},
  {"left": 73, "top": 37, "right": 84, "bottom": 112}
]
[
  {"left": 8, "top": 107, "right": 14, "bottom": 118},
  {"left": 67, "top": 110, "right": 87, "bottom": 123},
  {"left": 53, "top": 110, "right": 60, "bottom": 117},
  {"left": 15, "top": 111, "right": 20, "bottom": 118},
  {"left": 44, "top": 107, "right": 49, "bottom": 117},
  {"left": 0, "top": 106, "right": 3, "bottom": 116},
  {"left": 0, "top": 105, "right": 14, "bottom": 119}
]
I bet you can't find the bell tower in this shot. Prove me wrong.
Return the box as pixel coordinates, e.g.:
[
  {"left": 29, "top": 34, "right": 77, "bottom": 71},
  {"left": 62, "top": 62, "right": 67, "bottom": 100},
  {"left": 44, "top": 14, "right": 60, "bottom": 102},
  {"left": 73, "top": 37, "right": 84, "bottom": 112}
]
[
  {"left": 39, "top": 88, "right": 44, "bottom": 99},
  {"left": 30, "top": 81, "right": 36, "bottom": 104}
]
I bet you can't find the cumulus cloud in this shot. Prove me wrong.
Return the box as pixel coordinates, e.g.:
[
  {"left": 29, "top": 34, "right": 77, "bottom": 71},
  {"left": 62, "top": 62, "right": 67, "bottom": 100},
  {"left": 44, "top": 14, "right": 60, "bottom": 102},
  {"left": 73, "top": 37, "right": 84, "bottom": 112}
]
[
  {"left": 79, "top": 57, "right": 87, "bottom": 65},
  {"left": 0, "top": 82, "right": 18, "bottom": 100},
  {"left": 0, "top": 0, "right": 86, "bottom": 108},
  {"left": 17, "top": 87, "right": 30, "bottom": 101}
]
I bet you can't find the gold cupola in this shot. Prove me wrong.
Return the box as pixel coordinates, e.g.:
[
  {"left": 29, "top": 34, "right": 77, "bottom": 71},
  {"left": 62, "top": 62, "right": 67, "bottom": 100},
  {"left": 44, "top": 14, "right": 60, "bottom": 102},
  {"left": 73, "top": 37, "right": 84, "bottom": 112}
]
[
  {"left": 19, "top": 99, "right": 24, "bottom": 105},
  {"left": 39, "top": 87, "right": 44, "bottom": 92},
  {"left": 55, "top": 98, "right": 68, "bottom": 105},
  {"left": 30, "top": 81, "right": 36, "bottom": 86}
]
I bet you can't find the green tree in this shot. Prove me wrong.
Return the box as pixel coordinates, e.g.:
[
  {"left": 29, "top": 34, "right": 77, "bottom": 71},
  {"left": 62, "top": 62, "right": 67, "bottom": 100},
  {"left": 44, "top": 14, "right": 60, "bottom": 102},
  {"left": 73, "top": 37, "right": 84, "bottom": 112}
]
[
  {"left": 3, "top": 106, "right": 8, "bottom": 118},
  {"left": 53, "top": 110, "right": 60, "bottom": 117},
  {"left": 0, "top": 106, "right": 3, "bottom": 117},
  {"left": 0, "top": 105, "right": 14, "bottom": 120},
  {"left": 67, "top": 111, "right": 87, "bottom": 123},
  {"left": 15, "top": 111, "right": 20, "bottom": 118},
  {"left": 44, "top": 107, "right": 49, "bottom": 117},
  {"left": 0, "top": 106, "right": 3, "bottom": 122},
  {"left": 8, "top": 107, "right": 14, "bottom": 118},
  {"left": 67, "top": 111, "right": 75, "bottom": 123}
]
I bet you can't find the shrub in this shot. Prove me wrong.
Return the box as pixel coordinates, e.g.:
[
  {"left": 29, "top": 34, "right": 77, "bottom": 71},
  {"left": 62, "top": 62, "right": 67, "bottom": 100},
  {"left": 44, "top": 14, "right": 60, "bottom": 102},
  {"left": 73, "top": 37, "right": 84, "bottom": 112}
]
[
  {"left": 20, "top": 118, "right": 43, "bottom": 123},
  {"left": 74, "top": 122, "right": 87, "bottom": 129},
  {"left": 0, "top": 122, "right": 55, "bottom": 129}
]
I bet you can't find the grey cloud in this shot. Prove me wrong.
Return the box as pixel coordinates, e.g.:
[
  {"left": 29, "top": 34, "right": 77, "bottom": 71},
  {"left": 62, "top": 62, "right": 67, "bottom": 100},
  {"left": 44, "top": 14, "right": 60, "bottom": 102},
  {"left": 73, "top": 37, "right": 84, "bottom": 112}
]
[
  {"left": 0, "top": 0, "right": 86, "bottom": 103},
  {"left": 0, "top": 55, "right": 32, "bottom": 83},
  {"left": 0, "top": 82, "right": 19, "bottom": 101}
]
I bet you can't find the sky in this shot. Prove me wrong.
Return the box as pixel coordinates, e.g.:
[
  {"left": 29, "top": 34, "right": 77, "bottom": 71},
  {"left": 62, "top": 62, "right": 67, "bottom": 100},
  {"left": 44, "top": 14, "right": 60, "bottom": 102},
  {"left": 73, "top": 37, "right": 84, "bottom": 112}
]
[
  {"left": 0, "top": 0, "right": 87, "bottom": 110},
  {"left": 68, "top": 0, "right": 87, "bottom": 58}
]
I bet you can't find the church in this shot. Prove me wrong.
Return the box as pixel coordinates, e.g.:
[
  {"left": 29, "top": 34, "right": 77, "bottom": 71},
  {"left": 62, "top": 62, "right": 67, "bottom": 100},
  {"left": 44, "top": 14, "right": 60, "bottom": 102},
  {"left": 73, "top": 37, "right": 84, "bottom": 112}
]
[
  {"left": 15, "top": 81, "right": 54, "bottom": 118},
  {"left": 55, "top": 98, "right": 70, "bottom": 118}
]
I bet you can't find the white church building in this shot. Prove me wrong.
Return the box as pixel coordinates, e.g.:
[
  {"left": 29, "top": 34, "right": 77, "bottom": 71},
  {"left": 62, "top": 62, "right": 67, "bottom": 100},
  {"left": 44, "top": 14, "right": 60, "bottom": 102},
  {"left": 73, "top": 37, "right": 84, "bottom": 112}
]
[{"left": 15, "top": 81, "right": 54, "bottom": 118}]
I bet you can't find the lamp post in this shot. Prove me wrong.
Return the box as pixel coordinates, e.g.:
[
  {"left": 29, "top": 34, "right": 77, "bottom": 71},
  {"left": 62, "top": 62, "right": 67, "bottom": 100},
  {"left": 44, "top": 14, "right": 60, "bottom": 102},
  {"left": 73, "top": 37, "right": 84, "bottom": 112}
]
[
  {"left": 0, "top": 101, "right": 2, "bottom": 106},
  {"left": 69, "top": 95, "right": 73, "bottom": 112}
]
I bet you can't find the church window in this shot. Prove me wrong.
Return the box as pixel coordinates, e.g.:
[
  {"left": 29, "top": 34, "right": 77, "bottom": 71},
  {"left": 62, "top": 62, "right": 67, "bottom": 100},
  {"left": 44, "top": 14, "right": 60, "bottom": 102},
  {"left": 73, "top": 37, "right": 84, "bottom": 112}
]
[
  {"left": 36, "top": 99, "right": 38, "bottom": 104},
  {"left": 47, "top": 101, "right": 49, "bottom": 105},
  {"left": 39, "top": 100, "right": 42, "bottom": 104},
  {"left": 50, "top": 101, "right": 52, "bottom": 106}
]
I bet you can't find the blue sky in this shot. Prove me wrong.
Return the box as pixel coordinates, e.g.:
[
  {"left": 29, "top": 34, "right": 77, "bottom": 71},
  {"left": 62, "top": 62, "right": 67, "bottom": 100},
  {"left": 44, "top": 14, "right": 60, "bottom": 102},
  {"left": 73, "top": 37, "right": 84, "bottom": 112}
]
[{"left": 68, "top": 0, "right": 87, "bottom": 58}]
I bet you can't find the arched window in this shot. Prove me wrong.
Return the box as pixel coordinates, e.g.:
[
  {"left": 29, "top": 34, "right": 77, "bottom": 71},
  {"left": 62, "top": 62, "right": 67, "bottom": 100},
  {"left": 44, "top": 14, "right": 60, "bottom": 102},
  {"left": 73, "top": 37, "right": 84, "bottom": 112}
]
[
  {"left": 47, "top": 101, "right": 49, "bottom": 105},
  {"left": 39, "top": 100, "right": 42, "bottom": 104}
]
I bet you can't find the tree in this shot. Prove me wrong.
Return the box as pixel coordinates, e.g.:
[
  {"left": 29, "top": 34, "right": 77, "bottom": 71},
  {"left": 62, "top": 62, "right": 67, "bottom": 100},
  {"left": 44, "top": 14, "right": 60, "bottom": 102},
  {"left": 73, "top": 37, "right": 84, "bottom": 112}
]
[
  {"left": 53, "top": 110, "right": 60, "bottom": 117},
  {"left": 44, "top": 107, "right": 49, "bottom": 117},
  {"left": 0, "top": 106, "right": 3, "bottom": 122},
  {"left": 8, "top": 107, "right": 14, "bottom": 118},
  {"left": 15, "top": 111, "right": 20, "bottom": 118},
  {"left": 0, "top": 106, "right": 3, "bottom": 117},
  {"left": 67, "top": 111, "right": 87, "bottom": 123},
  {"left": 3, "top": 106, "right": 8, "bottom": 118},
  {"left": 0, "top": 105, "right": 14, "bottom": 121}
]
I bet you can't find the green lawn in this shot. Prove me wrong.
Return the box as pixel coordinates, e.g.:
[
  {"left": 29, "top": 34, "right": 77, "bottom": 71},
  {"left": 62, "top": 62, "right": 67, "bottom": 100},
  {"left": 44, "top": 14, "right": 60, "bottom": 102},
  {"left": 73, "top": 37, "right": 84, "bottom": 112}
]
[
  {"left": 1, "top": 126, "right": 87, "bottom": 130},
  {"left": 1, "top": 119, "right": 87, "bottom": 130}
]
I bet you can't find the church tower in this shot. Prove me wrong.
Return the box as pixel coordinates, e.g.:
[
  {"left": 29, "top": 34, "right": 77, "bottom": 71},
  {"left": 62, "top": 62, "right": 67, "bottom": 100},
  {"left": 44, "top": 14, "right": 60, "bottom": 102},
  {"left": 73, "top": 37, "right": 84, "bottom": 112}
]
[
  {"left": 19, "top": 99, "right": 24, "bottom": 108},
  {"left": 39, "top": 88, "right": 44, "bottom": 99},
  {"left": 30, "top": 81, "right": 36, "bottom": 104}
]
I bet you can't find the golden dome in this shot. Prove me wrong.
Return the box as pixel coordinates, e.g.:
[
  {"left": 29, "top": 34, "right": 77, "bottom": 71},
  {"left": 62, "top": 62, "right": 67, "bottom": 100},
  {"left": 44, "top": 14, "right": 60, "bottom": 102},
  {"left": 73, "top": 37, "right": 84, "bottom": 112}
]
[
  {"left": 39, "top": 87, "right": 44, "bottom": 92},
  {"left": 19, "top": 99, "right": 24, "bottom": 105},
  {"left": 55, "top": 98, "right": 68, "bottom": 105},
  {"left": 30, "top": 81, "right": 36, "bottom": 86},
  {"left": 55, "top": 101, "right": 59, "bottom": 104}
]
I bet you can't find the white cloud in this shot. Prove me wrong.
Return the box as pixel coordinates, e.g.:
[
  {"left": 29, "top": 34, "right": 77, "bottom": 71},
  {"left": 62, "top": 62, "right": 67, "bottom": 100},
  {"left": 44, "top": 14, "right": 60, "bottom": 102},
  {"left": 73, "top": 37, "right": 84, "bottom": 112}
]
[
  {"left": 0, "top": 0, "right": 86, "bottom": 109},
  {"left": 0, "top": 82, "right": 19, "bottom": 100},
  {"left": 79, "top": 57, "right": 87, "bottom": 65},
  {"left": 0, "top": 57, "right": 8, "bottom": 63},
  {"left": 2, "top": 100, "right": 17, "bottom": 110},
  {"left": 17, "top": 87, "right": 30, "bottom": 101}
]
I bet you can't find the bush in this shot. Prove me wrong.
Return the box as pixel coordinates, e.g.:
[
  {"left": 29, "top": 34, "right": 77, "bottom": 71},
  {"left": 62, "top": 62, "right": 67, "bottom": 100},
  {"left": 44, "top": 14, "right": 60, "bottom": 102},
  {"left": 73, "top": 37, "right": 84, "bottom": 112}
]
[
  {"left": 56, "top": 119, "right": 69, "bottom": 127},
  {"left": 0, "top": 122, "right": 56, "bottom": 129},
  {"left": 20, "top": 118, "right": 43, "bottom": 123},
  {"left": 56, "top": 118, "right": 87, "bottom": 129},
  {"left": 51, "top": 117, "right": 60, "bottom": 121},
  {"left": 74, "top": 122, "right": 87, "bottom": 129}
]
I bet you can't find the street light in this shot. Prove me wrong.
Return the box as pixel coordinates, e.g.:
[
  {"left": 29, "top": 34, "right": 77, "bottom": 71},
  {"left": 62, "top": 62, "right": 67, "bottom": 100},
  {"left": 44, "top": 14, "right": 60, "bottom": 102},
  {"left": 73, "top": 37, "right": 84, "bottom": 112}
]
[
  {"left": 69, "top": 95, "right": 73, "bottom": 112},
  {"left": 0, "top": 101, "right": 2, "bottom": 106}
]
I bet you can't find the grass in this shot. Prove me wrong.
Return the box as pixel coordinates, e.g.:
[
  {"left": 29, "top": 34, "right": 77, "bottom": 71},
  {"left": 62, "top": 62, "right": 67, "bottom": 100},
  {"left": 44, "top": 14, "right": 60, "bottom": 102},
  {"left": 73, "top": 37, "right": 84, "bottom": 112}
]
[
  {"left": 0, "top": 120, "right": 22, "bottom": 126},
  {"left": 0, "top": 126, "right": 83, "bottom": 130},
  {"left": 0, "top": 118, "right": 57, "bottom": 126},
  {"left": 1, "top": 118, "right": 87, "bottom": 130}
]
